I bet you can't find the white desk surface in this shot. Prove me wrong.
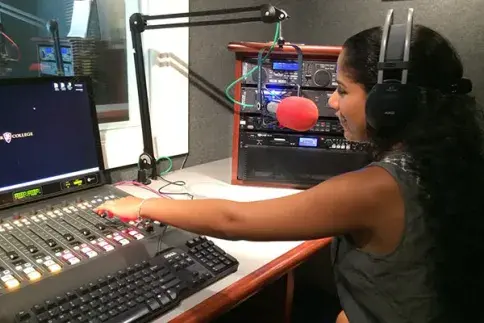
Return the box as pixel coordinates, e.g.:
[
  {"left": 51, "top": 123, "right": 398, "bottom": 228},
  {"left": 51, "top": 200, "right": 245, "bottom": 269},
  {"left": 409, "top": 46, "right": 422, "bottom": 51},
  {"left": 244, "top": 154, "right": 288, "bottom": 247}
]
[{"left": 117, "top": 158, "right": 305, "bottom": 322}]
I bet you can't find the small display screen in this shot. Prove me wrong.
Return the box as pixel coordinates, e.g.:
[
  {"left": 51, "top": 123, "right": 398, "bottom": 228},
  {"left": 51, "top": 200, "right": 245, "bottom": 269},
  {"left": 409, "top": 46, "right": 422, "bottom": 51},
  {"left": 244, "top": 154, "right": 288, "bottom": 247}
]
[
  {"left": 62, "top": 178, "right": 85, "bottom": 190},
  {"left": 299, "top": 137, "right": 318, "bottom": 147},
  {"left": 272, "top": 62, "right": 299, "bottom": 71},
  {"left": 13, "top": 187, "right": 42, "bottom": 201}
]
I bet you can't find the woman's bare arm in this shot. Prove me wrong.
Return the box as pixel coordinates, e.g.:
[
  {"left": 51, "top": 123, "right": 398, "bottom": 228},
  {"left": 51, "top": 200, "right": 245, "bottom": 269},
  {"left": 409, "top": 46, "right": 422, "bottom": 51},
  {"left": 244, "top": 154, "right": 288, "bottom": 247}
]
[{"left": 138, "top": 166, "right": 400, "bottom": 241}]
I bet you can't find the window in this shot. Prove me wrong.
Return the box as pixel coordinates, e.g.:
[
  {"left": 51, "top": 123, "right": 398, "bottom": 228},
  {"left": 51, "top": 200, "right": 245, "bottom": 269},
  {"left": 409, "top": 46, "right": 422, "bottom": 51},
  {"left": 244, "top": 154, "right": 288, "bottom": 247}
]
[
  {"left": 1, "top": 0, "right": 189, "bottom": 169},
  {"left": 0, "top": 0, "right": 129, "bottom": 123}
]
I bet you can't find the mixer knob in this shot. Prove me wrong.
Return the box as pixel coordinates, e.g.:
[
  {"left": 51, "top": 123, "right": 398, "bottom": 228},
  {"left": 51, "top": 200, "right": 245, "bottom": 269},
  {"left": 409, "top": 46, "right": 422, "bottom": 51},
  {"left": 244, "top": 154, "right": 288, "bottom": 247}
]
[
  {"left": 12, "top": 212, "right": 21, "bottom": 220},
  {"left": 7, "top": 251, "right": 19, "bottom": 260},
  {"left": 27, "top": 245, "right": 38, "bottom": 254},
  {"left": 63, "top": 233, "right": 74, "bottom": 242},
  {"left": 46, "top": 239, "right": 57, "bottom": 247},
  {"left": 96, "top": 223, "right": 106, "bottom": 231},
  {"left": 145, "top": 223, "right": 154, "bottom": 233},
  {"left": 313, "top": 69, "right": 332, "bottom": 87},
  {"left": 80, "top": 228, "right": 91, "bottom": 236},
  {"left": 76, "top": 197, "right": 83, "bottom": 203}
]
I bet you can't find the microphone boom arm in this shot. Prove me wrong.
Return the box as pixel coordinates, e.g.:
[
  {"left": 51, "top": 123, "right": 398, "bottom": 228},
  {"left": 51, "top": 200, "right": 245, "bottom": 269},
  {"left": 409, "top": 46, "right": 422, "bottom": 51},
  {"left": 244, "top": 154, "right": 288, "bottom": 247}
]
[{"left": 129, "top": 4, "right": 289, "bottom": 182}]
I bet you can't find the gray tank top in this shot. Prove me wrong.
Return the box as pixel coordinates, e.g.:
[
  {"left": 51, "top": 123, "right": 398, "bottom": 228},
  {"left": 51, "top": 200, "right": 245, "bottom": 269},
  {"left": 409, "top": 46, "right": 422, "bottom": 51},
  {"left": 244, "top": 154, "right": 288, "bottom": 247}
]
[{"left": 331, "top": 153, "right": 438, "bottom": 323}]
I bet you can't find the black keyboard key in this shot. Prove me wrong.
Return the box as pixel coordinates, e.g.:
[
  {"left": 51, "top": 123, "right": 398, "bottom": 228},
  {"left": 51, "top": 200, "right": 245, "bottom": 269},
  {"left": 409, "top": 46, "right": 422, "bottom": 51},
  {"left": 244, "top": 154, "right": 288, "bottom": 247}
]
[
  {"left": 87, "top": 310, "right": 99, "bottom": 318},
  {"left": 213, "top": 263, "right": 226, "bottom": 272},
  {"left": 99, "top": 314, "right": 109, "bottom": 322},
  {"left": 146, "top": 298, "right": 160, "bottom": 311},
  {"left": 48, "top": 307, "right": 60, "bottom": 317},
  {"left": 69, "top": 309, "right": 81, "bottom": 317},
  {"left": 100, "top": 287, "right": 110, "bottom": 295},
  {"left": 159, "top": 274, "right": 175, "bottom": 284},
  {"left": 15, "top": 311, "right": 31, "bottom": 321},
  {"left": 105, "top": 305, "right": 149, "bottom": 323},
  {"left": 117, "top": 305, "right": 127, "bottom": 313},
  {"left": 45, "top": 300, "right": 56, "bottom": 309},
  {"left": 32, "top": 304, "right": 45, "bottom": 314},
  {"left": 77, "top": 286, "right": 89, "bottom": 295},
  {"left": 166, "top": 289, "right": 177, "bottom": 300},
  {"left": 135, "top": 296, "right": 145, "bottom": 304},
  {"left": 161, "top": 278, "right": 181, "bottom": 290},
  {"left": 65, "top": 291, "right": 77, "bottom": 300},
  {"left": 37, "top": 312, "right": 50, "bottom": 323},
  {"left": 59, "top": 303, "right": 71, "bottom": 313},
  {"left": 106, "top": 302, "right": 116, "bottom": 310},
  {"left": 108, "top": 309, "right": 118, "bottom": 317},
  {"left": 80, "top": 305, "right": 90, "bottom": 313},
  {"left": 157, "top": 294, "right": 171, "bottom": 306},
  {"left": 77, "top": 315, "right": 88, "bottom": 322}
]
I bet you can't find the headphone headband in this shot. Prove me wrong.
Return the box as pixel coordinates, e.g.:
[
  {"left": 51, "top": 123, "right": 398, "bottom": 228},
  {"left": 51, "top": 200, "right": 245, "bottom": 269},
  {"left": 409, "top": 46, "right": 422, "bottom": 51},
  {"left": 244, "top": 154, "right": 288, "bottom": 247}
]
[{"left": 377, "top": 9, "right": 414, "bottom": 85}]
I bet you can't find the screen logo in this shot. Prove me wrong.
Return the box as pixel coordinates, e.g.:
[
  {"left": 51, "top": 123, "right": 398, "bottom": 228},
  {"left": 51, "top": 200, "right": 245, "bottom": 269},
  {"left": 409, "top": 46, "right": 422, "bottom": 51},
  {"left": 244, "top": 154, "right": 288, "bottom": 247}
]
[{"left": 0, "top": 131, "right": 34, "bottom": 144}]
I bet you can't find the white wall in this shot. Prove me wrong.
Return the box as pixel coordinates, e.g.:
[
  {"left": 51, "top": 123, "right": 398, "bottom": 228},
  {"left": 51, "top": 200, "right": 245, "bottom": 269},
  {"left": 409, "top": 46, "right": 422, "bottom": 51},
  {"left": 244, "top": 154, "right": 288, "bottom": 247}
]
[{"left": 99, "top": 0, "right": 189, "bottom": 169}]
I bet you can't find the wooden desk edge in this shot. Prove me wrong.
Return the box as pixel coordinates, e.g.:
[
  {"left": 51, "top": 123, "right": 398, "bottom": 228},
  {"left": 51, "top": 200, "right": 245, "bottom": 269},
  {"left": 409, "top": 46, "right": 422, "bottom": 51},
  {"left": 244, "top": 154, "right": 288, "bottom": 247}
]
[{"left": 169, "top": 238, "right": 332, "bottom": 323}]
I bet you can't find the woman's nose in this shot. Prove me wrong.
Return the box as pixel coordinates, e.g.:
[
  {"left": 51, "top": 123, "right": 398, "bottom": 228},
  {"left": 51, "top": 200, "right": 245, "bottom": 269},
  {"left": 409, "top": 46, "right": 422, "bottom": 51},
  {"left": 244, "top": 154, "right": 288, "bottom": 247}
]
[{"left": 328, "top": 90, "right": 339, "bottom": 111}]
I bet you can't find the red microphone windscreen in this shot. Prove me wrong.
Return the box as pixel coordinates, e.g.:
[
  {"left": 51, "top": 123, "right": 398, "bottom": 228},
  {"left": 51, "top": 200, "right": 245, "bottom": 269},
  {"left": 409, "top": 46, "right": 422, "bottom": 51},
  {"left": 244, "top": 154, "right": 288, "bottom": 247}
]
[{"left": 276, "top": 96, "right": 319, "bottom": 131}]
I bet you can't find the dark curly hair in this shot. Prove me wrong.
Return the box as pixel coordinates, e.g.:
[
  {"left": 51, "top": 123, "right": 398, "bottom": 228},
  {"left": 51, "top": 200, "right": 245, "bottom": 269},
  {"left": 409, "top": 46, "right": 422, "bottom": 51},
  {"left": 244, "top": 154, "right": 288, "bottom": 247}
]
[{"left": 342, "top": 25, "right": 484, "bottom": 322}]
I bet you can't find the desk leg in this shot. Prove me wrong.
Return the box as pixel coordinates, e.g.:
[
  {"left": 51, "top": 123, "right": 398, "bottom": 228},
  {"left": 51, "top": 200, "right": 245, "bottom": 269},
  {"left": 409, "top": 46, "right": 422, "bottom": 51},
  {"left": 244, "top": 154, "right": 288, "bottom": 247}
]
[{"left": 284, "top": 270, "right": 295, "bottom": 323}]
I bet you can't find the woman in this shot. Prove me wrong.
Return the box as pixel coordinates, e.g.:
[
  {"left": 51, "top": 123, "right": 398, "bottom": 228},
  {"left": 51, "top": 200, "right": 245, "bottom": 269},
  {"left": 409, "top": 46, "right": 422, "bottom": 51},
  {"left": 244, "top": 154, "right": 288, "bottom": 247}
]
[{"left": 95, "top": 25, "right": 484, "bottom": 323}]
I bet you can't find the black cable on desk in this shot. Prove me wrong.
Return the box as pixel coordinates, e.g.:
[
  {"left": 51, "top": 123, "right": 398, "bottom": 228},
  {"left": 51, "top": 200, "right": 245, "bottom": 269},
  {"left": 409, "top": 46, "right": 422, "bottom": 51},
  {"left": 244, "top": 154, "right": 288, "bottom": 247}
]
[{"left": 157, "top": 176, "right": 194, "bottom": 200}]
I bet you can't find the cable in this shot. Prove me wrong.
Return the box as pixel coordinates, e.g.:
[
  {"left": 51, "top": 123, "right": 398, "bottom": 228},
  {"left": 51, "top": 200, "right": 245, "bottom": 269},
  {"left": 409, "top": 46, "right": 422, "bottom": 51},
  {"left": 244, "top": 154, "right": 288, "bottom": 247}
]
[
  {"left": 157, "top": 176, "right": 194, "bottom": 200},
  {"left": 180, "top": 154, "right": 189, "bottom": 170},
  {"left": 157, "top": 224, "right": 168, "bottom": 254},
  {"left": 0, "top": 31, "right": 20, "bottom": 61},
  {"left": 156, "top": 156, "right": 173, "bottom": 175},
  {"left": 224, "top": 22, "right": 281, "bottom": 108},
  {"left": 134, "top": 155, "right": 194, "bottom": 199},
  {"left": 114, "top": 180, "right": 173, "bottom": 199}
]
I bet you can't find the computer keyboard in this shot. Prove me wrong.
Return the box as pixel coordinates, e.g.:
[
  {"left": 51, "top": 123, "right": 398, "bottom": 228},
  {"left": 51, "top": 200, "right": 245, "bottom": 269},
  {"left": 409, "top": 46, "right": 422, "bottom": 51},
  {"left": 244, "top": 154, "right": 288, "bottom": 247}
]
[{"left": 12, "top": 236, "right": 238, "bottom": 323}]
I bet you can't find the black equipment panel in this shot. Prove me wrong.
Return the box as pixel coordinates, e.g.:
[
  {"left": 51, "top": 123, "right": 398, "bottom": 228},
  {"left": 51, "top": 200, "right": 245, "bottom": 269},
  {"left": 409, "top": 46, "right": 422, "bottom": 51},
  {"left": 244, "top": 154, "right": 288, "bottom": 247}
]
[
  {"left": 237, "top": 132, "right": 370, "bottom": 185},
  {"left": 239, "top": 87, "right": 335, "bottom": 117},
  {"left": 242, "top": 59, "right": 337, "bottom": 89}
]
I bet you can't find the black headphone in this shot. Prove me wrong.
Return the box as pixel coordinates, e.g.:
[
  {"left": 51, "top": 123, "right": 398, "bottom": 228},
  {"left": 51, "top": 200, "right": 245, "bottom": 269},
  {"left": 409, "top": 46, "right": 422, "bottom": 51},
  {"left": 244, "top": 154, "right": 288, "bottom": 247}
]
[
  {"left": 366, "top": 9, "right": 473, "bottom": 136},
  {"left": 365, "top": 8, "right": 420, "bottom": 135}
]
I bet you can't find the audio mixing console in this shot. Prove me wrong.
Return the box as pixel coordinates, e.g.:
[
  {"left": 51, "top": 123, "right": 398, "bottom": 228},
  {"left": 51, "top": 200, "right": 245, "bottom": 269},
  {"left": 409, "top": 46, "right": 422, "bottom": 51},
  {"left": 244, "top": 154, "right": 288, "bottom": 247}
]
[{"left": 0, "top": 186, "right": 239, "bottom": 323}]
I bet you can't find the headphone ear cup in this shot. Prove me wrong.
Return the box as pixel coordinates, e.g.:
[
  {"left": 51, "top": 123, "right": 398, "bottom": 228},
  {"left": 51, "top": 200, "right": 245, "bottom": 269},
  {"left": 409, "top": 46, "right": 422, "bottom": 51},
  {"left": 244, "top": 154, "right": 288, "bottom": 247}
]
[{"left": 366, "top": 82, "right": 421, "bottom": 134}]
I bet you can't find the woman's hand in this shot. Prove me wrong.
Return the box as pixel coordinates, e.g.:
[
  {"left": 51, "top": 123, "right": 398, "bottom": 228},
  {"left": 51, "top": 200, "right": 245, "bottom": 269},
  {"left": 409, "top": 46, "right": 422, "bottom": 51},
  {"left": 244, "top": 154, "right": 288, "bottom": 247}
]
[{"left": 94, "top": 196, "right": 144, "bottom": 222}]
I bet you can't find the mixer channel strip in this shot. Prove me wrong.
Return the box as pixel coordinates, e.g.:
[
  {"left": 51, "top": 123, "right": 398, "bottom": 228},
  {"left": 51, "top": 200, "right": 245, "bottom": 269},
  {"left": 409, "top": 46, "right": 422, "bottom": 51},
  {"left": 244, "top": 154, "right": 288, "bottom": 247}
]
[{"left": 13, "top": 236, "right": 239, "bottom": 323}]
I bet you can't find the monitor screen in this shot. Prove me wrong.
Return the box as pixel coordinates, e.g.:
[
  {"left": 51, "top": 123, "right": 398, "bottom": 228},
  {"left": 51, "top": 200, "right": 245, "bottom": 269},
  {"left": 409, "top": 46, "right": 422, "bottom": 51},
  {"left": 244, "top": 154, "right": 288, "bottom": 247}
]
[
  {"left": 38, "top": 45, "right": 74, "bottom": 76},
  {"left": 0, "top": 77, "right": 103, "bottom": 194}
]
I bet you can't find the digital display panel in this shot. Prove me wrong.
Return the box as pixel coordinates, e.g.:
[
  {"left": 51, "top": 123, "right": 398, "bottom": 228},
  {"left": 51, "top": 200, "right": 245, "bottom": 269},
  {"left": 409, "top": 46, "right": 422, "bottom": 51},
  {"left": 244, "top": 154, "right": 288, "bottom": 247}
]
[
  {"left": 13, "top": 187, "right": 43, "bottom": 201},
  {"left": 272, "top": 62, "right": 299, "bottom": 71},
  {"left": 298, "top": 137, "right": 318, "bottom": 147}
]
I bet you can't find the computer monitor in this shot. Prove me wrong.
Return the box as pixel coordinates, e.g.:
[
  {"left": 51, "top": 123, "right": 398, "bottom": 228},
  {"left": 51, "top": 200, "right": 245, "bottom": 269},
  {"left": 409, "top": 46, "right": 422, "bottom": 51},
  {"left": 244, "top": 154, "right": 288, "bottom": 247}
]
[
  {"left": 37, "top": 45, "right": 74, "bottom": 76},
  {"left": 0, "top": 76, "right": 104, "bottom": 209}
]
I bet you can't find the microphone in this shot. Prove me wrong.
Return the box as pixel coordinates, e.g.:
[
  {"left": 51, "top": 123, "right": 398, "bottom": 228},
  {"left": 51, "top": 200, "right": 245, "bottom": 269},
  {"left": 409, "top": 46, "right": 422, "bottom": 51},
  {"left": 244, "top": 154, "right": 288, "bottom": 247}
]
[
  {"left": 276, "top": 96, "right": 319, "bottom": 131},
  {"left": 256, "top": 43, "right": 318, "bottom": 132}
]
